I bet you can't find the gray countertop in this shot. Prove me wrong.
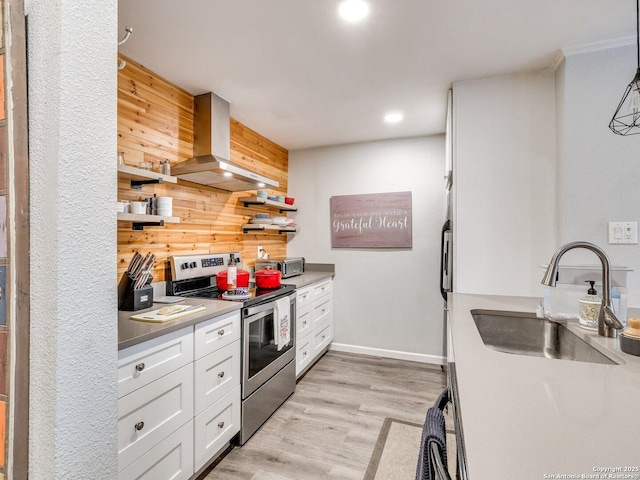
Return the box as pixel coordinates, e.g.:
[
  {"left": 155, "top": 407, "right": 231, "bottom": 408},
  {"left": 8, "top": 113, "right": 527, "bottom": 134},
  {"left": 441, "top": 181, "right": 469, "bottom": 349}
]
[
  {"left": 448, "top": 293, "right": 640, "bottom": 478},
  {"left": 281, "top": 271, "right": 334, "bottom": 289},
  {"left": 118, "top": 298, "right": 242, "bottom": 350},
  {"left": 118, "top": 270, "right": 334, "bottom": 351}
]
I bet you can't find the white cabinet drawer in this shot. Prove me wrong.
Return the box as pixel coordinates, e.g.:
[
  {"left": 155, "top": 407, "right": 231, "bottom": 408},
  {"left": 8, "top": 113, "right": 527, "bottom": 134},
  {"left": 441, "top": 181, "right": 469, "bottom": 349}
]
[
  {"left": 118, "top": 327, "right": 193, "bottom": 398},
  {"left": 296, "top": 304, "right": 312, "bottom": 337},
  {"left": 194, "top": 385, "right": 241, "bottom": 472},
  {"left": 296, "top": 286, "right": 313, "bottom": 309},
  {"left": 295, "top": 334, "right": 312, "bottom": 376},
  {"left": 312, "top": 279, "right": 332, "bottom": 300},
  {"left": 194, "top": 311, "right": 241, "bottom": 360},
  {"left": 312, "top": 321, "right": 332, "bottom": 357},
  {"left": 118, "top": 420, "right": 193, "bottom": 480},
  {"left": 194, "top": 340, "right": 240, "bottom": 416},
  {"left": 118, "top": 364, "right": 194, "bottom": 472},
  {"left": 311, "top": 296, "right": 332, "bottom": 327}
]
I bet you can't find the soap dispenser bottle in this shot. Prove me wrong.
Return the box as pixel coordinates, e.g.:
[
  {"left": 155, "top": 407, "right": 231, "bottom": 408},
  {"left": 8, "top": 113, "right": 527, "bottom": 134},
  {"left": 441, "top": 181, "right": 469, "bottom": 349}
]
[{"left": 579, "top": 280, "right": 601, "bottom": 330}]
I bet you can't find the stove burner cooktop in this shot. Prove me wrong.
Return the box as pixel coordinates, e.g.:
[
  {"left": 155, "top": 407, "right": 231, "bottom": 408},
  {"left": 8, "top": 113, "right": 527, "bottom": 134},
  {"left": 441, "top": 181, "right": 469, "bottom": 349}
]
[{"left": 178, "top": 282, "right": 295, "bottom": 307}]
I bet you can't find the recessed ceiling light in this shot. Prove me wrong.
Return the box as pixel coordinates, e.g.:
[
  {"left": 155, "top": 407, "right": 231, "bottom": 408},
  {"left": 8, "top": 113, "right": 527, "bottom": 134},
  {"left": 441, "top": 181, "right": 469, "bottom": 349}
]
[
  {"left": 384, "top": 112, "right": 403, "bottom": 124},
  {"left": 338, "top": 0, "right": 370, "bottom": 22}
]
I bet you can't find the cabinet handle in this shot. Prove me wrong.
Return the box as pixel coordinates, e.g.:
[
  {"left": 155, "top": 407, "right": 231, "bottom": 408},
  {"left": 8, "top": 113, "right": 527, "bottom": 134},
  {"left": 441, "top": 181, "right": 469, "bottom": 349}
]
[
  {"left": 135, "top": 421, "right": 144, "bottom": 431},
  {"left": 218, "top": 371, "right": 225, "bottom": 378},
  {"left": 322, "top": 335, "right": 326, "bottom": 340},
  {"left": 218, "top": 421, "right": 225, "bottom": 429},
  {"left": 218, "top": 329, "right": 225, "bottom": 336},
  {"left": 135, "top": 363, "right": 145, "bottom": 372},
  {"left": 321, "top": 309, "right": 326, "bottom": 314},
  {"left": 303, "top": 320, "right": 307, "bottom": 326}
]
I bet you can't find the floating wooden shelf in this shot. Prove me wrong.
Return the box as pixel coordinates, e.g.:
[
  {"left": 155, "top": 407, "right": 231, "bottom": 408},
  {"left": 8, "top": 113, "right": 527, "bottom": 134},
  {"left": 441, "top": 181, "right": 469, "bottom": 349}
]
[
  {"left": 117, "top": 212, "right": 180, "bottom": 230},
  {"left": 241, "top": 224, "right": 296, "bottom": 234},
  {"left": 118, "top": 165, "right": 178, "bottom": 190},
  {"left": 238, "top": 196, "right": 297, "bottom": 212}
]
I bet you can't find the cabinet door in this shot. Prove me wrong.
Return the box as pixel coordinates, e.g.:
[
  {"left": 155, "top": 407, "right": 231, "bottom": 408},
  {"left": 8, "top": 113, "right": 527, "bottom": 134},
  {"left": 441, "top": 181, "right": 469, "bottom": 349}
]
[
  {"left": 296, "top": 286, "right": 312, "bottom": 309},
  {"left": 118, "top": 364, "right": 194, "bottom": 472},
  {"left": 118, "top": 420, "right": 193, "bottom": 480},
  {"left": 312, "top": 321, "right": 332, "bottom": 358},
  {"left": 194, "top": 311, "right": 241, "bottom": 360},
  {"left": 118, "top": 327, "right": 193, "bottom": 398},
  {"left": 194, "top": 340, "right": 240, "bottom": 416},
  {"left": 296, "top": 304, "right": 312, "bottom": 337},
  {"left": 311, "top": 296, "right": 332, "bottom": 328},
  {"left": 295, "top": 334, "right": 312, "bottom": 377},
  {"left": 312, "top": 279, "right": 332, "bottom": 301},
  {"left": 194, "top": 385, "right": 241, "bottom": 472}
]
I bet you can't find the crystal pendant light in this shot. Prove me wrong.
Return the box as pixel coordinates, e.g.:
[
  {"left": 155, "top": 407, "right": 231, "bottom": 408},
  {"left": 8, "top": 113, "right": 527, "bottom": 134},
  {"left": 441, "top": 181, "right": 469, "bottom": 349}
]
[{"left": 610, "top": 0, "right": 640, "bottom": 135}]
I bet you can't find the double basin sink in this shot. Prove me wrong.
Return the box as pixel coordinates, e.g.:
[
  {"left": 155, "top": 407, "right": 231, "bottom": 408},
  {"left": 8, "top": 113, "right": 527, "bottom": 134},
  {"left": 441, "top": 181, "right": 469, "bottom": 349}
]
[{"left": 472, "top": 310, "right": 617, "bottom": 365}]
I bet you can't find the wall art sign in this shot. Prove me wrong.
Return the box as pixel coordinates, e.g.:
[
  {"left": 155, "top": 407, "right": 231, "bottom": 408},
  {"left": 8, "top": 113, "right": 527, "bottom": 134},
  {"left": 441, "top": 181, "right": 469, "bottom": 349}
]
[{"left": 330, "top": 191, "right": 412, "bottom": 248}]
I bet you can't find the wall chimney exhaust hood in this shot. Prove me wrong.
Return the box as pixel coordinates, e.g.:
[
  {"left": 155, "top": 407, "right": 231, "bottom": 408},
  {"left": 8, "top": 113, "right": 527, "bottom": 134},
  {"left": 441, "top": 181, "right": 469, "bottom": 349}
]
[{"left": 172, "top": 92, "right": 279, "bottom": 191}]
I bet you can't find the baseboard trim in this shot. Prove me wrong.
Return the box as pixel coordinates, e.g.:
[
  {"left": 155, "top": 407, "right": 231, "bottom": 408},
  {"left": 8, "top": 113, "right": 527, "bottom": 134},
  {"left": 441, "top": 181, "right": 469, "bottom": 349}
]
[{"left": 330, "top": 343, "right": 444, "bottom": 365}]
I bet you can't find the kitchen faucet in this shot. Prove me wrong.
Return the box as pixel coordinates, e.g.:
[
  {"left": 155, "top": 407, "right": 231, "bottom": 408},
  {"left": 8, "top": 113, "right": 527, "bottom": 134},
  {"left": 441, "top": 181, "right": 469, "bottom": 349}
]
[{"left": 541, "top": 241, "right": 624, "bottom": 338}]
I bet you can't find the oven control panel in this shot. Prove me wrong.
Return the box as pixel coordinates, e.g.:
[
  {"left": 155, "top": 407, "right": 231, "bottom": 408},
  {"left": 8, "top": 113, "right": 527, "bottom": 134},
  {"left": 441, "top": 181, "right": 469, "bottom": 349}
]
[
  {"left": 201, "top": 257, "right": 224, "bottom": 268},
  {"left": 168, "top": 252, "right": 242, "bottom": 281}
]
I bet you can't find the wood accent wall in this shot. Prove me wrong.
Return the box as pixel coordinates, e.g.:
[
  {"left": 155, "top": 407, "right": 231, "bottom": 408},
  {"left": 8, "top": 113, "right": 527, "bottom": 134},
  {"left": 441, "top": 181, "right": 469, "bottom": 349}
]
[{"left": 117, "top": 55, "right": 290, "bottom": 283}]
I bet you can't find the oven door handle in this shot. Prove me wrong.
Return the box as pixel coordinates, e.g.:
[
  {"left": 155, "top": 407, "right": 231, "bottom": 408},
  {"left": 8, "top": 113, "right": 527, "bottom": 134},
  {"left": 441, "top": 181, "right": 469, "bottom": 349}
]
[
  {"left": 244, "top": 293, "right": 295, "bottom": 317},
  {"left": 244, "top": 309, "right": 271, "bottom": 324}
]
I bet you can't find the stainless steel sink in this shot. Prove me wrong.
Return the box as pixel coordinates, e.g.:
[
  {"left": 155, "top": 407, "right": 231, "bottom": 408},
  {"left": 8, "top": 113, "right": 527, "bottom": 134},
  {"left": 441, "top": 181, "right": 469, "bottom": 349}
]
[{"left": 471, "top": 310, "right": 617, "bottom": 365}]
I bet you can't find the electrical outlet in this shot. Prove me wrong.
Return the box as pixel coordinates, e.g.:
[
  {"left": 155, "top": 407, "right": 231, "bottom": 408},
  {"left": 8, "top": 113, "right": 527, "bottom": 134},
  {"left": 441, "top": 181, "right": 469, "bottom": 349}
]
[
  {"left": 608, "top": 222, "right": 638, "bottom": 244},
  {"left": 257, "top": 245, "right": 263, "bottom": 258}
]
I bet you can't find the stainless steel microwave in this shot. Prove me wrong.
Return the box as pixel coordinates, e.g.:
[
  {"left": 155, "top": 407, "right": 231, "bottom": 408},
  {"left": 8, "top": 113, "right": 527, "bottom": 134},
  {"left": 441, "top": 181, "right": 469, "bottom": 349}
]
[{"left": 255, "top": 257, "right": 305, "bottom": 278}]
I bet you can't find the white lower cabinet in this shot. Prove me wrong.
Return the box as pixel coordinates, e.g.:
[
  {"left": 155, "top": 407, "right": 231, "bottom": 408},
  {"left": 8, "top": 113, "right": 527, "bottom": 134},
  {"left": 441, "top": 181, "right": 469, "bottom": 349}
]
[
  {"left": 119, "top": 420, "right": 194, "bottom": 480},
  {"left": 295, "top": 278, "right": 333, "bottom": 378},
  {"left": 118, "top": 311, "right": 242, "bottom": 479},
  {"left": 194, "top": 385, "right": 241, "bottom": 471},
  {"left": 194, "top": 341, "right": 240, "bottom": 416},
  {"left": 118, "top": 363, "right": 194, "bottom": 472}
]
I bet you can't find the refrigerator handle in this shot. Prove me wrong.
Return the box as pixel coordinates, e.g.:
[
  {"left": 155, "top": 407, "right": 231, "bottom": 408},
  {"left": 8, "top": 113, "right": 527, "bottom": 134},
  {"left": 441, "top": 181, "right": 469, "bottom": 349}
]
[{"left": 440, "top": 219, "right": 450, "bottom": 301}]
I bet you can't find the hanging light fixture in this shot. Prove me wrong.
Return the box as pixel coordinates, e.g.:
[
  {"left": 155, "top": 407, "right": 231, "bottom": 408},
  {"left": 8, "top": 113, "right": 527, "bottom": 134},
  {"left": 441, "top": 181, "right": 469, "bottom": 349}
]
[{"left": 610, "top": 0, "right": 640, "bottom": 135}]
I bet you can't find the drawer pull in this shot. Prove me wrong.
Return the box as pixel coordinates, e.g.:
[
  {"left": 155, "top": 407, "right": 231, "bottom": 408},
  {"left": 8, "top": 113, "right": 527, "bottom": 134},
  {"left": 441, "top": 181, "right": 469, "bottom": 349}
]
[
  {"left": 135, "top": 421, "right": 144, "bottom": 431},
  {"left": 218, "top": 371, "right": 225, "bottom": 378},
  {"left": 321, "top": 309, "right": 326, "bottom": 314},
  {"left": 303, "top": 320, "right": 307, "bottom": 326},
  {"left": 135, "top": 363, "right": 145, "bottom": 372},
  {"left": 218, "top": 329, "right": 225, "bottom": 336},
  {"left": 218, "top": 421, "right": 225, "bottom": 429},
  {"left": 322, "top": 335, "right": 326, "bottom": 340}
]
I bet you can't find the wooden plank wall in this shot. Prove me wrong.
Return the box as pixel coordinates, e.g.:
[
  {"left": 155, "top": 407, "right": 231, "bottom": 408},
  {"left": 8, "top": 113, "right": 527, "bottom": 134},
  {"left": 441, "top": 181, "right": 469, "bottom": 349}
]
[{"left": 117, "top": 55, "right": 290, "bottom": 283}]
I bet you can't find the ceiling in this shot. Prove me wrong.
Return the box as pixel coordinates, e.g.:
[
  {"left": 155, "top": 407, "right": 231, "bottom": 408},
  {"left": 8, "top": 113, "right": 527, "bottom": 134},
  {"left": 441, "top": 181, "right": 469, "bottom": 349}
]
[{"left": 118, "top": 0, "right": 635, "bottom": 151}]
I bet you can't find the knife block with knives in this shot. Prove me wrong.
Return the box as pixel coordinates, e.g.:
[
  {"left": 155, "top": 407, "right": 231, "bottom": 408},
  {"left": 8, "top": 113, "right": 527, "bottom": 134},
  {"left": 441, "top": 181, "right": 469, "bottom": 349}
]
[
  {"left": 118, "top": 273, "right": 153, "bottom": 311},
  {"left": 118, "top": 251, "right": 156, "bottom": 311}
]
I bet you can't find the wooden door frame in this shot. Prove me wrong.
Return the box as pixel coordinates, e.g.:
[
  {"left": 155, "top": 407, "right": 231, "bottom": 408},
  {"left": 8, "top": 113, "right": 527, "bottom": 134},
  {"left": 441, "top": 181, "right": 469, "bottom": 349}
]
[{"left": 5, "top": 0, "right": 29, "bottom": 477}]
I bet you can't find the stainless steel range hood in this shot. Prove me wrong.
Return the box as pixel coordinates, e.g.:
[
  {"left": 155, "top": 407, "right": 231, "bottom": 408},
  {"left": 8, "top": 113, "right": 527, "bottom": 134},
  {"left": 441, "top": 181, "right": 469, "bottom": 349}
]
[{"left": 172, "top": 92, "right": 279, "bottom": 191}]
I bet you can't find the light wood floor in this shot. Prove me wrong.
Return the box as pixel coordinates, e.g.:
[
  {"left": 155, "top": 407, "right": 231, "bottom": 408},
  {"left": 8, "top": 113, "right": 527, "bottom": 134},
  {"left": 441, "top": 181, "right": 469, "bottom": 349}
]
[{"left": 204, "top": 350, "right": 447, "bottom": 480}]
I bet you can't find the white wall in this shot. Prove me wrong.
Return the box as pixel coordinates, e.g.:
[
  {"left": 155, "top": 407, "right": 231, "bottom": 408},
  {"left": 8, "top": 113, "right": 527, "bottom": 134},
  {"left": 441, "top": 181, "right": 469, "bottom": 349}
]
[
  {"left": 556, "top": 43, "right": 640, "bottom": 306},
  {"left": 288, "top": 136, "right": 446, "bottom": 362},
  {"left": 26, "top": 0, "right": 118, "bottom": 478},
  {"left": 453, "top": 70, "right": 557, "bottom": 297}
]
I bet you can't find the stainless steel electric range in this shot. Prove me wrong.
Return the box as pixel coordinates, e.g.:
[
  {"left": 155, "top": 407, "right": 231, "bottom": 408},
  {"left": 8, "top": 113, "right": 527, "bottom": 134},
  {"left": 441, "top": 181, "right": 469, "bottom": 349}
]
[{"left": 167, "top": 252, "right": 296, "bottom": 445}]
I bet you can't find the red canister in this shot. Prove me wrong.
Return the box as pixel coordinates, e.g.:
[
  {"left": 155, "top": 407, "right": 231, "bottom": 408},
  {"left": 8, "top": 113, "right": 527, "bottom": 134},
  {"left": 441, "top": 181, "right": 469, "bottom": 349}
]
[{"left": 254, "top": 269, "right": 282, "bottom": 289}]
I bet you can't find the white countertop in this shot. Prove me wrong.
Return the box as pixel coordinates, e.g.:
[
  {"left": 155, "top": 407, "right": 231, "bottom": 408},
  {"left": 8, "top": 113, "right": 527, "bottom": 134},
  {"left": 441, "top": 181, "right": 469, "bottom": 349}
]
[{"left": 448, "top": 293, "right": 640, "bottom": 479}]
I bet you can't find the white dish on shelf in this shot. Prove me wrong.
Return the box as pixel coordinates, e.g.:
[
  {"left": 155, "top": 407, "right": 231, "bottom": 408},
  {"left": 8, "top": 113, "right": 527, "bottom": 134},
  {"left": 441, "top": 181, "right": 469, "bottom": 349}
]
[{"left": 250, "top": 218, "right": 273, "bottom": 225}]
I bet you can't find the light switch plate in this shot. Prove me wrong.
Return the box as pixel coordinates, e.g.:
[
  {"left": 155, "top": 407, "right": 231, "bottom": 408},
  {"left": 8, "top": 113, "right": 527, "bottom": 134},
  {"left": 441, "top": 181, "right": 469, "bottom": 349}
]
[{"left": 608, "top": 222, "right": 638, "bottom": 244}]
